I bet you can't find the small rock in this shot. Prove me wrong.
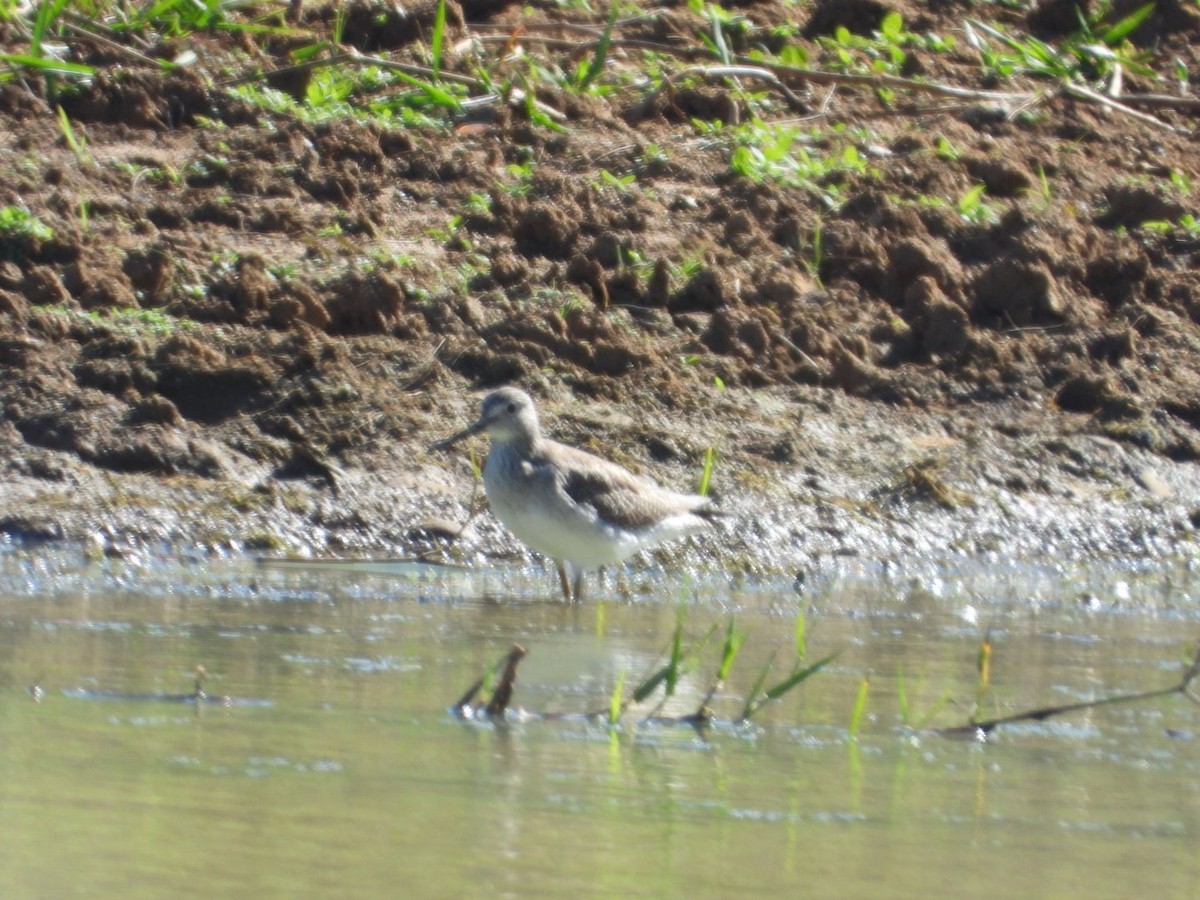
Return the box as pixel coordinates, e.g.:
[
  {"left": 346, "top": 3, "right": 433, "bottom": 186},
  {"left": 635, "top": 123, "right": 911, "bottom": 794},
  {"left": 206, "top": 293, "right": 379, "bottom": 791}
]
[
  {"left": 1133, "top": 467, "right": 1172, "bottom": 500},
  {"left": 408, "top": 518, "right": 465, "bottom": 541}
]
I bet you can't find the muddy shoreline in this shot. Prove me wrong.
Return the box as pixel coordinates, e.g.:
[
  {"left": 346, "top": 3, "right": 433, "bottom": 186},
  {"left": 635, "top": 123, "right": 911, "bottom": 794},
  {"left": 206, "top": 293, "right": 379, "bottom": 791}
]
[{"left": 2, "top": 382, "right": 1197, "bottom": 579}]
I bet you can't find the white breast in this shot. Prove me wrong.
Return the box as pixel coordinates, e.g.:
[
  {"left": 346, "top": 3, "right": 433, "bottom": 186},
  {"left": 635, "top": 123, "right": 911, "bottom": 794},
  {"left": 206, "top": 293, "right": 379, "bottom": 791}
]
[{"left": 483, "top": 441, "right": 710, "bottom": 570}]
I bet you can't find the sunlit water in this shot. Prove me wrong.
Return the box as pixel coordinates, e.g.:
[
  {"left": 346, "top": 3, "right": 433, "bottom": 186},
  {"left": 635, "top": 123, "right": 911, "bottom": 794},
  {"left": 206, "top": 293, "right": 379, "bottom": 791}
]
[{"left": 0, "top": 548, "right": 1198, "bottom": 898}]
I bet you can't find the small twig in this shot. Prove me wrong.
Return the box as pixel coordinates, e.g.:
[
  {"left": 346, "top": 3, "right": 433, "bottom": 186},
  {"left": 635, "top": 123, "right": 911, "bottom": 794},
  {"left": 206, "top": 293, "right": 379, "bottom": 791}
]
[
  {"left": 63, "top": 9, "right": 155, "bottom": 50},
  {"left": 1063, "top": 81, "right": 1180, "bottom": 133},
  {"left": 776, "top": 332, "right": 823, "bottom": 371},
  {"left": 734, "top": 55, "right": 1035, "bottom": 103},
  {"left": 587, "top": 143, "right": 638, "bottom": 165},
  {"left": 454, "top": 644, "right": 528, "bottom": 717},
  {"left": 472, "top": 33, "right": 708, "bottom": 61},
  {"left": 452, "top": 675, "right": 486, "bottom": 713},
  {"left": 484, "top": 645, "right": 528, "bottom": 717},
  {"left": 854, "top": 102, "right": 990, "bottom": 119},
  {"left": 1108, "top": 61, "right": 1123, "bottom": 99},
  {"left": 640, "top": 64, "right": 811, "bottom": 116},
  {"left": 1101, "top": 93, "right": 1200, "bottom": 110},
  {"left": 398, "top": 338, "right": 447, "bottom": 393},
  {"left": 937, "top": 641, "right": 1200, "bottom": 738},
  {"left": 815, "top": 84, "right": 837, "bottom": 116},
  {"left": 62, "top": 19, "right": 162, "bottom": 66},
  {"left": 469, "top": 15, "right": 658, "bottom": 37}
]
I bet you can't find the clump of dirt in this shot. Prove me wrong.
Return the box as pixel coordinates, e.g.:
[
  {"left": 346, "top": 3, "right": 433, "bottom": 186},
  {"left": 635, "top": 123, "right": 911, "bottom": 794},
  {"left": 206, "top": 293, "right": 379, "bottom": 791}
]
[{"left": 0, "top": 0, "right": 1199, "bottom": 565}]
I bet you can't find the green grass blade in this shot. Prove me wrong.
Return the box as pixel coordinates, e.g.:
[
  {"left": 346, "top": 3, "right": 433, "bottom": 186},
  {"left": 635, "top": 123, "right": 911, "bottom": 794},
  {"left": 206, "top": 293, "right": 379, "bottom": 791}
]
[
  {"left": 708, "top": 7, "right": 730, "bottom": 65},
  {"left": 976, "top": 637, "right": 992, "bottom": 692},
  {"left": 665, "top": 617, "right": 684, "bottom": 697},
  {"left": 135, "top": 0, "right": 194, "bottom": 27},
  {"left": 391, "top": 69, "right": 461, "bottom": 111},
  {"left": 430, "top": 0, "right": 447, "bottom": 77},
  {"left": 631, "top": 664, "right": 670, "bottom": 703},
  {"left": 1100, "top": 2, "right": 1154, "bottom": 46},
  {"left": 31, "top": 0, "right": 71, "bottom": 58},
  {"left": 794, "top": 608, "right": 807, "bottom": 659},
  {"left": 480, "top": 659, "right": 497, "bottom": 703},
  {"left": 609, "top": 668, "right": 625, "bottom": 725},
  {"left": 716, "top": 618, "right": 745, "bottom": 682},
  {"left": 848, "top": 675, "right": 870, "bottom": 738},
  {"left": 56, "top": 105, "right": 90, "bottom": 164},
  {"left": 577, "top": 3, "right": 619, "bottom": 90},
  {"left": 698, "top": 446, "right": 716, "bottom": 496},
  {"left": 0, "top": 54, "right": 96, "bottom": 77},
  {"left": 737, "top": 650, "right": 778, "bottom": 721},
  {"left": 966, "top": 19, "right": 1061, "bottom": 75},
  {"left": 632, "top": 615, "right": 689, "bottom": 705},
  {"left": 1020, "top": 35, "right": 1058, "bottom": 68},
  {"left": 958, "top": 183, "right": 987, "bottom": 215},
  {"left": 763, "top": 651, "right": 839, "bottom": 703}
]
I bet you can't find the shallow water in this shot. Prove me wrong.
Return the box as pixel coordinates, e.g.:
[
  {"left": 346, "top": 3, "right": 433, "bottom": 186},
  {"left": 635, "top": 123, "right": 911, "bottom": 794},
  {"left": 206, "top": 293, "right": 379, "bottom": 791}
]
[{"left": 0, "top": 549, "right": 1197, "bottom": 898}]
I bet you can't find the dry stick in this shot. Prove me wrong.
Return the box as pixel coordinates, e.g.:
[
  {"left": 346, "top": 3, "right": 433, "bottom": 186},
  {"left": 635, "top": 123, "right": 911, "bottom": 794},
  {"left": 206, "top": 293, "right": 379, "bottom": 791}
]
[
  {"left": 1102, "top": 93, "right": 1200, "bottom": 109},
  {"left": 484, "top": 645, "right": 528, "bottom": 717},
  {"left": 479, "top": 30, "right": 1039, "bottom": 107},
  {"left": 738, "top": 56, "right": 1190, "bottom": 132},
  {"left": 637, "top": 64, "right": 812, "bottom": 115},
  {"left": 454, "top": 644, "right": 528, "bottom": 716},
  {"left": 469, "top": 14, "right": 659, "bottom": 37},
  {"left": 732, "top": 55, "right": 1034, "bottom": 103},
  {"left": 776, "top": 332, "right": 823, "bottom": 372},
  {"left": 493, "top": 32, "right": 1048, "bottom": 116},
  {"left": 472, "top": 32, "right": 710, "bottom": 61},
  {"left": 1063, "top": 81, "right": 1180, "bottom": 133},
  {"left": 750, "top": 55, "right": 1191, "bottom": 130},
  {"left": 855, "top": 103, "right": 999, "bottom": 119},
  {"left": 62, "top": 18, "right": 162, "bottom": 66},
  {"left": 937, "top": 642, "right": 1200, "bottom": 738},
  {"left": 452, "top": 675, "right": 486, "bottom": 714},
  {"left": 691, "top": 675, "right": 724, "bottom": 723}
]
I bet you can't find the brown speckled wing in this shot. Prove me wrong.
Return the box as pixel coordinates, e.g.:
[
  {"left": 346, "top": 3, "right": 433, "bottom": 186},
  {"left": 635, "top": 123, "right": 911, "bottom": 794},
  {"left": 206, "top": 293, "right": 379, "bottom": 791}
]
[{"left": 550, "top": 443, "right": 707, "bottom": 530}]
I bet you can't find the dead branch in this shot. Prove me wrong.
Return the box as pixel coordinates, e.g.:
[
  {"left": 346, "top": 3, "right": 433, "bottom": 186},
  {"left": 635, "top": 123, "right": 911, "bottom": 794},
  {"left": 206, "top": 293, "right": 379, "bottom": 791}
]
[
  {"left": 1062, "top": 81, "right": 1180, "bottom": 133},
  {"left": 470, "top": 33, "right": 709, "bottom": 61},
  {"left": 454, "top": 645, "right": 527, "bottom": 718},
  {"left": 641, "top": 64, "right": 811, "bottom": 116},
  {"left": 1098, "top": 93, "right": 1200, "bottom": 110},
  {"left": 936, "top": 642, "right": 1200, "bottom": 739},
  {"left": 485, "top": 645, "right": 528, "bottom": 717},
  {"left": 733, "top": 55, "right": 1035, "bottom": 103}
]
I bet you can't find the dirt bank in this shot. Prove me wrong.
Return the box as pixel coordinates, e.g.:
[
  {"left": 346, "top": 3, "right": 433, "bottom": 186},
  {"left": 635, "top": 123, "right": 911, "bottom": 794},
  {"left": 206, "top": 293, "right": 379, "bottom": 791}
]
[{"left": 1, "top": 0, "right": 1199, "bottom": 575}]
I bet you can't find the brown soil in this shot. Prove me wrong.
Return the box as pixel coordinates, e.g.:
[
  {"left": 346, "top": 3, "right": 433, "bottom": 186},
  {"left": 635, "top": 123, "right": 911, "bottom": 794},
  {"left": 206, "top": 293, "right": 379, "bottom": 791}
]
[{"left": 2, "top": 0, "right": 1199, "bottom": 575}]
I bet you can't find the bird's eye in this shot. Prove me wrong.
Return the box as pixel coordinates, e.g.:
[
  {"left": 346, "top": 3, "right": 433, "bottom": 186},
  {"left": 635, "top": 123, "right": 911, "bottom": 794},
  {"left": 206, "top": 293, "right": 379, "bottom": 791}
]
[{"left": 507, "top": 403, "right": 517, "bottom": 413}]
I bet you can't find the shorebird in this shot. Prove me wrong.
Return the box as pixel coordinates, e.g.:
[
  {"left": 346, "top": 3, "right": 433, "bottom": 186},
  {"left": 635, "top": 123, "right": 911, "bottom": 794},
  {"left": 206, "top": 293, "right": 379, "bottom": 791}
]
[{"left": 432, "top": 387, "right": 719, "bottom": 601}]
